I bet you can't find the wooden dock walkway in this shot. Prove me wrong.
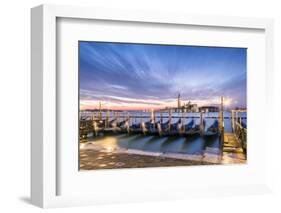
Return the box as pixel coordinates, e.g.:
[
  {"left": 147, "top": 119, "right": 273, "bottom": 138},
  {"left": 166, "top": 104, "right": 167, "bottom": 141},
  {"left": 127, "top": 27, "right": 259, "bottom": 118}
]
[
  {"left": 221, "top": 133, "right": 246, "bottom": 164},
  {"left": 201, "top": 132, "right": 246, "bottom": 164}
]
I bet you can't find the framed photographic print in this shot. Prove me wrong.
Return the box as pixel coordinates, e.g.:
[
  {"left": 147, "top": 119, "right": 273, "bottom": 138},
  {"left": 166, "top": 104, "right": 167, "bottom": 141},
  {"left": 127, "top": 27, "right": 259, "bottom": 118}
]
[
  {"left": 78, "top": 41, "right": 247, "bottom": 170},
  {"left": 31, "top": 4, "right": 274, "bottom": 208}
]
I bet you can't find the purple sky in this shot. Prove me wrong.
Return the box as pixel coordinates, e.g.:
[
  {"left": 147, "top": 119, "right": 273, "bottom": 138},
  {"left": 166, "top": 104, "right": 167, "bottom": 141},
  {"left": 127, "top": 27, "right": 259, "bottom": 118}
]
[{"left": 79, "top": 41, "right": 247, "bottom": 110}]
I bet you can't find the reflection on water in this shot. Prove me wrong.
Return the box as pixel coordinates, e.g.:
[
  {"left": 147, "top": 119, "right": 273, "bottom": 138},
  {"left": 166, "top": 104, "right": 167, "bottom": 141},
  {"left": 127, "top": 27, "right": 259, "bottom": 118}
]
[
  {"left": 82, "top": 111, "right": 247, "bottom": 133},
  {"left": 82, "top": 111, "right": 247, "bottom": 159},
  {"left": 89, "top": 134, "right": 220, "bottom": 156}
]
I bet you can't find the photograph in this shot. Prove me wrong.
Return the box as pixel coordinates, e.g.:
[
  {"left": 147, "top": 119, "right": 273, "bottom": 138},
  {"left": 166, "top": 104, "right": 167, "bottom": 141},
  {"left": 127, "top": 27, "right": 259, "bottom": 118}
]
[{"left": 78, "top": 41, "right": 247, "bottom": 170}]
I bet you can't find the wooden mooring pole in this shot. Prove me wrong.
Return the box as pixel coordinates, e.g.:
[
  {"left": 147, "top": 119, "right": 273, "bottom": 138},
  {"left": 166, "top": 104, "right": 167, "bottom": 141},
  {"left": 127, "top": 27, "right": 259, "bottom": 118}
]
[
  {"left": 182, "top": 111, "right": 185, "bottom": 133},
  {"left": 231, "top": 110, "right": 234, "bottom": 131},
  {"left": 79, "top": 111, "right": 82, "bottom": 121},
  {"left": 127, "top": 112, "right": 130, "bottom": 133},
  {"left": 91, "top": 111, "right": 95, "bottom": 121},
  {"left": 220, "top": 96, "right": 225, "bottom": 156},
  {"left": 99, "top": 101, "right": 102, "bottom": 122},
  {"left": 152, "top": 109, "right": 155, "bottom": 129},
  {"left": 200, "top": 111, "right": 203, "bottom": 133},
  {"left": 168, "top": 109, "right": 171, "bottom": 132},
  {"left": 235, "top": 111, "right": 238, "bottom": 130}
]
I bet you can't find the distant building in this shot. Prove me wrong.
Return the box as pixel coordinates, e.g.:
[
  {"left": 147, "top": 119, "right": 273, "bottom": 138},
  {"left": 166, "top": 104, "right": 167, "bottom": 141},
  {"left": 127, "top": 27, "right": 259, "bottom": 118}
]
[
  {"left": 177, "top": 93, "right": 181, "bottom": 109},
  {"left": 181, "top": 101, "right": 198, "bottom": 112},
  {"left": 158, "top": 95, "right": 201, "bottom": 113},
  {"left": 190, "top": 103, "right": 198, "bottom": 112},
  {"left": 176, "top": 95, "right": 198, "bottom": 112},
  {"left": 199, "top": 106, "right": 219, "bottom": 112}
]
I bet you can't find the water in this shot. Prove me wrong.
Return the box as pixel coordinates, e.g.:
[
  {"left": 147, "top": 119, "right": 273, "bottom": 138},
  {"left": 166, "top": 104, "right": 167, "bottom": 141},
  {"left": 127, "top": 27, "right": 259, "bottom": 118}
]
[
  {"left": 81, "top": 111, "right": 247, "bottom": 157},
  {"left": 81, "top": 111, "right": 247, "bottom": 133},
  {"left": 85, "top": 133, "right": 221, "bottom": 157}
]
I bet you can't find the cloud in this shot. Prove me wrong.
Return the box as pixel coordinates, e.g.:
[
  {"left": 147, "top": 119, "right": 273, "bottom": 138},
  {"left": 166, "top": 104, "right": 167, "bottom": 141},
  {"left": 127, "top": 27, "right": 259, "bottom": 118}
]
[{"left": 79, "top": 42, "right": 247, "bottom": 109}]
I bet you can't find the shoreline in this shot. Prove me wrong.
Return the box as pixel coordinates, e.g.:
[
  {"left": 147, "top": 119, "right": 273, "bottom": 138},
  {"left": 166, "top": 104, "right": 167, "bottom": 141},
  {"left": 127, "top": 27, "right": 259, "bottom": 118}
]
[
  {"left": 80, "top": 141, "right": 207, "bottom": 161},
  {"left": 80, "top": 149, "right": 217, "bottom": 170},
  {"left": 79, "top": 132, "right": 246, "bottom": 170}
]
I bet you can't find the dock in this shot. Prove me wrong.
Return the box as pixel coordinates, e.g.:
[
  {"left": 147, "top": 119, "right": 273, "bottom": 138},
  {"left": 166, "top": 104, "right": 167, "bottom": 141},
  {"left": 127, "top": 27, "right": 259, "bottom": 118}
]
[
  {"left": 201, "top": 133, "right": 246, "bottom": 164},
  {"left": 79, "top": 105, "right": 247, "bottom": 165},
  {"left": 222, "top": 133, "right": 246, "bottom": 164}
]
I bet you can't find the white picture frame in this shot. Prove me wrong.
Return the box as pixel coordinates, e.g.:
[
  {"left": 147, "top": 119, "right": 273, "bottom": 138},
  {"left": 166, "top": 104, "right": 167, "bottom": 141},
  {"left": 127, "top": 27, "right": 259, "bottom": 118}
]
[{"left": 31, "top": 4, "right": 274, "bottom": 208}]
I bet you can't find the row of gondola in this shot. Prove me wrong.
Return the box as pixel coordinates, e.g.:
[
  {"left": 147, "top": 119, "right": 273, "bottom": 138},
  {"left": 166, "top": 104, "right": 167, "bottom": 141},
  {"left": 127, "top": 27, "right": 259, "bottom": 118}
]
[{"left": 88, "top": 117, "right": 220, "bottom": 137}]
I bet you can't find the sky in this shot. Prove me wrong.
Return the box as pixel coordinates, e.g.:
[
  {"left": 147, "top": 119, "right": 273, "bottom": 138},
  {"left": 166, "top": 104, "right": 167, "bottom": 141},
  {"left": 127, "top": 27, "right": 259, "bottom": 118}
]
[{"left": 79, "top": 41, "right": 247, "bottom": 110}]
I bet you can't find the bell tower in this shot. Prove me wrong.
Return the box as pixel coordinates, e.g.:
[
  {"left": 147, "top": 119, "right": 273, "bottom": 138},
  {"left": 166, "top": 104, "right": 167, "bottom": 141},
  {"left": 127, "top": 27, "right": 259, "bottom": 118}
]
[{"left": 177, "top": 93, "right": 181, "bottom": 109}]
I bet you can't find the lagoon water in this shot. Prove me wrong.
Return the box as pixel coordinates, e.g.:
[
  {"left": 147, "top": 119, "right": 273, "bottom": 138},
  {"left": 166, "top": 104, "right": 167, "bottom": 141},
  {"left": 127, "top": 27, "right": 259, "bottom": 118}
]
[{"left": 82, "top": 111, "right": 247, "bottom": 156}]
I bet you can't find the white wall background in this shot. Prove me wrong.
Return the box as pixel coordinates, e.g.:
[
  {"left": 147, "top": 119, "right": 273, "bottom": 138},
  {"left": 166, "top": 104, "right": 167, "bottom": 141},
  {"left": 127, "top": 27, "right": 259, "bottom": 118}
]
[{"left": 0, "top": 0, "right": 280, "bottom": 212}]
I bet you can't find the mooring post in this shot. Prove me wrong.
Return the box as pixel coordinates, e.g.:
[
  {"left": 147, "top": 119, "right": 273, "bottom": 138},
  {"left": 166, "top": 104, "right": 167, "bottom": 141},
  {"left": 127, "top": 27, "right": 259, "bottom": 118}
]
[
  {"left": 239, "top": 116, "right": 242, "bottom": 126},
  {"left": 99, "top": 101, "right": 102, "bottom": 122},
  {"left": 108, "top": 110, "right": 110, "bottom": 128},
  {"left": 180, "top": 111, "right": 184, "bottom": 134},
  {"left": 220, "top": 96, "right": 225, "bottom": 156},
  {"left": 168, "top": 109, "right": 171, "bottom": 132},
  {"left": 235, "top": 111, "right": 238, "bottom": 132},
  {"left": 200, "top": 111, "right": 203, "bottom": 133},
  {"left": 220, "top": 96, "right": 224, "bottom": 129},
  {"left": 153, "top": 110, "right": 156, "bottom": 129},
  {"left": 79, "top": 111, "right": 82, "bottom": 138},
  {"left": 117, "top": 112, "right": 120, "bottom": 125},
  {"left": 231, "top": 110, "right": 234, "bottom": 132},
  {"left": 127, "top": 112, "right": 130, "bottom": 133},
  {"left": 182, "top": 111, "right": 185, "bottom": 132},
  {"left": 91, "top": 112, "right": 95, "bottom": 135},
  {"left": 92, "top": 111, "right": 95, "bottom": 121},
  {"left": 79, "top": 111, "right": 82, "bottom": 121},
  {"left": 104, "top": 112, "right": 106, "bottom": 128}
]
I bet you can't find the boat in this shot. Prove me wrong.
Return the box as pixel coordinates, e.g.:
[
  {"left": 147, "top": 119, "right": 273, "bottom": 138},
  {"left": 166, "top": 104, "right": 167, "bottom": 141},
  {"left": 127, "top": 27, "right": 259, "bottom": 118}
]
[
  {"left": 241, "top": 120, "right": 247, "bottom": 129},
  {"left": 129, "top": 122, "right": 144, "bottom": 134},
  {"left": 158, "top": 118, "right": 181, "bottom": 136},
  {"left": 102, "top": 119, "right": 129, "bottom": 134},
  {"left": 156, "top": 120, "right": 168, "bottom": 136},
  {"left": 102, "top": 118, "right": 119, "bottom": 134},
  {"left": 182, "top": 119, "right": 200, "bottom": 136},
  {"left": 203, "top": 119, "right": 219, "bottom": 136},
  {"left": 143, "top": 119, "right": 160, "bottom": 135}
]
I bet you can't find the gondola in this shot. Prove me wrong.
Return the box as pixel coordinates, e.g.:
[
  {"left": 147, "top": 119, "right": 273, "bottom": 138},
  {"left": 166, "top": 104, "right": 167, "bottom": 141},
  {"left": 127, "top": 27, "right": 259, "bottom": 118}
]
[
  {"left": 129, "top": 122, "right": 143, "bottom": 134},
  {"left": 203, "top": 119, "right": 219, "bottom": 136},
  {"left": 102, "top": 118, "right": 119, "bottom": 134},
  {"left": 241, "top": 120, "right": 247, "bottom": 129},
  {"left": 156, "top": 120, "right": 169, "bottom": 136},
  {"left": 118, "top": 119, "right": 130, "bottom": 133},
  {"left": 182, "top": 119, "right": 200, "bottom": 136},
  {"left": 159, "top": 118, "right": 181, "bottom": 136},
  {"left": 143, "top": 119, "right": 160, "bottom": 135},
  {"left": 102, "top": 119, "right": 129, "bottom": 134}
]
